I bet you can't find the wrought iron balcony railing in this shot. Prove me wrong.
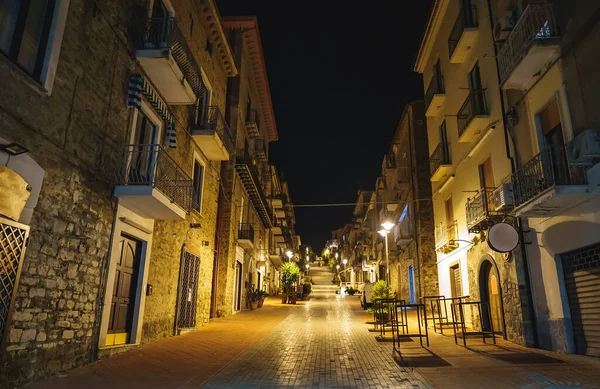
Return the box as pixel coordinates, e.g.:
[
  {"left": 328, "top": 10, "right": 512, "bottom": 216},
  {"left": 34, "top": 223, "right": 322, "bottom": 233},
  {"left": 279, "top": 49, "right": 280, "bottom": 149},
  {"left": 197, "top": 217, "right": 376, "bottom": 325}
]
[
  {"left": 430, "top": 143, "right": 451, "bottom": 177},
  {"left": 238, "top": 223, "right": 255, "bottom": 242},
  {"left": 466, "top": 187, "right": 499, "bottom": 233},
  {"left": 115, "top": 144, "right": 193, "bottom": 212},
  {"left": 458, "top": 89, "right": 489, "bottom": 138},
  {"left": 448, "top": 3, "right": 478, "bottom": 58},
  {"left": 134, "top": 17, "right": 204, "bottom": 99},
  {"left": 497, "top": 4, "right": 559, "bottom": 85},
  {"left": 193, "top": 106, "right": 235, "bottom": 153},
  {"left": 425, "top": 73, "right": 445, "bottom": 112},
  {"left": 435, "top": 220, "right": 458, "bottom": 250},
  {"left": 235, "top": 149, "right": 274, "bottom": 227},
  {"left": 512, "top": 145, "right": 587, "bottom": 206},
  {"left": 246, "top": 109, "right": 260, "bottom": 129}
]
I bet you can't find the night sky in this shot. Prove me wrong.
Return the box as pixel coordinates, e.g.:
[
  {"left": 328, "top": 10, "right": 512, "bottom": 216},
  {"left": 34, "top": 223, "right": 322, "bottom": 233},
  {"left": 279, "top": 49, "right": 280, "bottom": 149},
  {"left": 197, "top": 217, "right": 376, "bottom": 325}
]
[{"left": 218, "top": 1, "right": 434, "bottom": 251}]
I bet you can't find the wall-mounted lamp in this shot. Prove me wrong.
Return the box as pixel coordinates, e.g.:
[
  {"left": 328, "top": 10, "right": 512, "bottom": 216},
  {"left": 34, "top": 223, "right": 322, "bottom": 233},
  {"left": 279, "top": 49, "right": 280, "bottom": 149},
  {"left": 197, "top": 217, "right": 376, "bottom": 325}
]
[{"left": 0, "top": 143, "right": 29, "bottom": 156}]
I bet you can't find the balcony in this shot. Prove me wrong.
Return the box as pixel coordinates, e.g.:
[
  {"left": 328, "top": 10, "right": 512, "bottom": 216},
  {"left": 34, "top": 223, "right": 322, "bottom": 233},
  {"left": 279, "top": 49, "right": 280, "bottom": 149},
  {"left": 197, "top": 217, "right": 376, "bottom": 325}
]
[
  {"left": 430, "top": 143, "right": 452, "bottom": 182},
  {"left": 235, "top": 149, "right": 274, "bottom": 228},
  {"left": 511, "top": 145, "right": 589, "bottom": 217},
  {"left": 114, "top": 144, "right": 193, "bottom": 220},
  {"left": 254, "top": 139, "right": 267, "bottom": 162},
  {"left": 269, "top": 247, "right": 283, "bottom": 267},
  {"left": 457, "top": 89, "right": 490, "bottom": 143},
  {"left": 134, "top": 17, "right": 203, "bottom": 104},
  {"left": 245, "top": 109, "right": 260, "bottom": 138},
  {"left": 466, "top": 188, "right": 504, "bottom": 234},
  {"left": 394, "top": 220, "right": 413, "bottom": 247},
  {"left": 448, "top": 3, "right": 479, "bottom": 64},
  {"left": 271, "top": 219, "right": 283, "bottom": 235},
  {"left": 425, "top": 74, "right": 446, "bottom": 117},
  {"left": 498, "top": 5, "right": 560, "bottom": 90},
  {"left": 191, "top": 106, "right": 234, "bottom": 161},
  {"left": 237, "top": 223, "right": 255, "bottom": 250},
  {"left": 435, "top": 220, "right": 459, "bottom": 254}
]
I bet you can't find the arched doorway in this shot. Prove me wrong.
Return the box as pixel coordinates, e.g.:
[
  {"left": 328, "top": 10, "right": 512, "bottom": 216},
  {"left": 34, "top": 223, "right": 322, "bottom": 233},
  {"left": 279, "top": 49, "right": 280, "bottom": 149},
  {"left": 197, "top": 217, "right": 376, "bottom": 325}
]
[{"left": 479, "top": 259, "right": 503, "bottom": 334}]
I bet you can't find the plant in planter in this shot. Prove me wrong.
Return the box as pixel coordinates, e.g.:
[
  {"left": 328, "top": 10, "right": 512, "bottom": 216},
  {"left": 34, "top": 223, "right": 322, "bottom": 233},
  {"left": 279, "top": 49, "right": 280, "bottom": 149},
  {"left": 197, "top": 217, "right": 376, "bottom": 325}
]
[
  {"left": 366, "top": 280, "right": 391, "bottom": 322},
  {"left": 257, "top": 290, "right": 268, "bottom": 307},
  {"left": 345, "top": 287, "right": 358, "bottom": 296},
  {"left": 248, "top": 289, "right": 260, "bottom": 310},
  {"left": 280, "top": 262, "right": 300, "bottom": 304},
  {"left": 303, "top": 282, "right": 312, "bottom": 297}
]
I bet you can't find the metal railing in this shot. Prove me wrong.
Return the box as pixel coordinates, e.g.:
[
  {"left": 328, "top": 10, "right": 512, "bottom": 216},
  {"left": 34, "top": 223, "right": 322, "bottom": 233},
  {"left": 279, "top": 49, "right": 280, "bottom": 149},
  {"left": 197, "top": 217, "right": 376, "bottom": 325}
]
[
  {"left": 246, "top": 109, "right": 260, "bottom": 129},
  {"left": 448, "top": 3, "right": 478, "bottom": 58},
  {"left": 134, "top": 17, "right": 205, "bottom": 99},
  {"left": 425, "top": 73, "right": 445, "bottom": 112},
  {"left": 238, "top": 223, "right": 255, "bottom": 242},
  {"left": 512, "top": 145, "right": 587, "bottom": 206},
  {"left": 235, "top": 148, "right": 272, "bottom": 215},
  {"left": 115, "top": 144, "right": 194, "bottom": 212},
  {"left": 458, "top": 89, "right": 488, "bottom": 138},
  {"left": 498, "top": 4, "right": 559, "bottom": 85},
  {"left": 430, "top": 143, "right": 451, "bottom": 177},
  {"left": 435, "top": 220, "right": 458, "bottom": 248},
  {"left": 466, "top": 187, "right": 495, "bottom": 231},
  {"left": 397, "top": 166, "right": 410, "bottom": 183},
  {"left": 193, "top": 106, "right": 235, "bottom": 153}
]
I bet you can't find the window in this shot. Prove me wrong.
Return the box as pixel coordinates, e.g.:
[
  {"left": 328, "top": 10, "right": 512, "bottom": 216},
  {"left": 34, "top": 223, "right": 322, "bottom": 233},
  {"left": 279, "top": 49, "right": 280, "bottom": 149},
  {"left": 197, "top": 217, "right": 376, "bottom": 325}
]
[
  {"left": 0, "top": 0, "right": 68, "bottom": 90},
  {"left": 206, "top": 39, "right": 213, "bottom": 55},
  {"left": 192, "top": 159, "right": 204, "bottom": 212}
]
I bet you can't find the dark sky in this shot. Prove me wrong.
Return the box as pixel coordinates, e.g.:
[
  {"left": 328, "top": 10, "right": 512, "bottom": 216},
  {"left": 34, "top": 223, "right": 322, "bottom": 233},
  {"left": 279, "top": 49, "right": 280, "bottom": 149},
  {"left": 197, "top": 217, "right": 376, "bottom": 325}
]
[{"left": 218, "top": 1, "right": 434, "bottom": 251}]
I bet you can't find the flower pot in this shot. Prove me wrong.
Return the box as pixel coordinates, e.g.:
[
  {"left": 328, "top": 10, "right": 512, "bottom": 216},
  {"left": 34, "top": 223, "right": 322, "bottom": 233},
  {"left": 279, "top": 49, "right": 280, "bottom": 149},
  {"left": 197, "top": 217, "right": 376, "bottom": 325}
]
[
  {"left": 250, "top": 301, "right": 258, "bottom": 310},
  {"left": 281, "top": 296, "right": 288, "bottom": 304},
  {"left": 257, "top": 299, "right": 264, "bottom": 308},
  {"left": 289, "top": 297, "right": 297, "bottom": 304}
]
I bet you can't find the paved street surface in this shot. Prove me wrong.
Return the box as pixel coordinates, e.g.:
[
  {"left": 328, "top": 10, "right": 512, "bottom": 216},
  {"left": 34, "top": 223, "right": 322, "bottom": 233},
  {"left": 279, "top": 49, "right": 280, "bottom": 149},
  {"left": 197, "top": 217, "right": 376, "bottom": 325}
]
[{"left": 27, "top": 265, "right": 600, "bottom": 388}]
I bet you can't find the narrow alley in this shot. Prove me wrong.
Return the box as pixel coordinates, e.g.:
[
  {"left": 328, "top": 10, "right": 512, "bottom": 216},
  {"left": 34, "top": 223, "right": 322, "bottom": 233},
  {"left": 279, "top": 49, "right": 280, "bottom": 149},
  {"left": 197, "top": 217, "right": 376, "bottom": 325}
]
[{"left": 26, "top": 266, "right": 600, "bottom": 388}]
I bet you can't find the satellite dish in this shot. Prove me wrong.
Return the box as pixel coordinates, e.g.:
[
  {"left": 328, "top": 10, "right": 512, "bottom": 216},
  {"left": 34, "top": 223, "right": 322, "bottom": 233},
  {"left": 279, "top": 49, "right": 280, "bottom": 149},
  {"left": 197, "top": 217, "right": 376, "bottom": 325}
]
[{"left": 487, "top": 222, "right": 519, "bottom": 253}]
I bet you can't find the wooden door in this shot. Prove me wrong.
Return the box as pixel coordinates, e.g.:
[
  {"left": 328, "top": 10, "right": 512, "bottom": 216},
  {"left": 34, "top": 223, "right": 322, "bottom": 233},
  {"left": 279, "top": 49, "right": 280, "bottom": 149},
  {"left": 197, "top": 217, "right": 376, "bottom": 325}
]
[
  {"left": 234, "top": 262, "right": 242, "bottom": 311},
  {"left": 487, "top": 270, "right": 502, "bottom": 333},
  {"left": 108, "top": 235, "right": 140, "bottom": 343},
  {"left": 450, "top": 264, "right": 462, "bottom": 298}
]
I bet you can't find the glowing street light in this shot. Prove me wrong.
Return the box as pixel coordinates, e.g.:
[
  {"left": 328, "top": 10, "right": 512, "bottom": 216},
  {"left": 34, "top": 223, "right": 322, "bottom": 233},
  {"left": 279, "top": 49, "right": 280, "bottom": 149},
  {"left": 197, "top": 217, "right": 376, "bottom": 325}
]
[
  {"left": 381, "top": 220, "right": 395, "bottom": 232},
  {"left": 285, "top": 250, "right": 293, "bottom": 261},
  {"left": 378, "top": 227, "right": 392, "bottom": 290},
  {"left": 342, "top": 258, "right": 348, "bottom": 270},
  {"left": 335, "top": 252, "right": 339, "bottom": 260},
  {"left": 305, "top": 264, "right": 310, "bottom": 275}
]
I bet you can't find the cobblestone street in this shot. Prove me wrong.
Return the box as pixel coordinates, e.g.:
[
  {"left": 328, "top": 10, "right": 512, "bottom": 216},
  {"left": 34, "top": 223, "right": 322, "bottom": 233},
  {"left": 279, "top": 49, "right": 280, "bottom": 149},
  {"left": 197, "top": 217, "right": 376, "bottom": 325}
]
[{"left": 25, "top": 266, "right": 600, "bottom": 388}]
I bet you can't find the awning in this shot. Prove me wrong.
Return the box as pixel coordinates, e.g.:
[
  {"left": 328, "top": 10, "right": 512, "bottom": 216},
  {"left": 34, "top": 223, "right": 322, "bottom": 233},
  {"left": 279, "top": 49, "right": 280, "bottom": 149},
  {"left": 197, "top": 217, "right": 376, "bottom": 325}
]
[{"left": 128, "top": 74, "right": 177, "bottom": 148}]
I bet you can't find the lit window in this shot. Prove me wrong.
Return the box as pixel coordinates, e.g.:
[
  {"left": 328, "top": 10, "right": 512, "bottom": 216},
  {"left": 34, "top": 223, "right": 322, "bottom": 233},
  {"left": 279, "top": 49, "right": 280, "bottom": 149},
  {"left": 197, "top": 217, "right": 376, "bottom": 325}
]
[{"left": 192, "top": 159, "right": 204, "bottom": 212}]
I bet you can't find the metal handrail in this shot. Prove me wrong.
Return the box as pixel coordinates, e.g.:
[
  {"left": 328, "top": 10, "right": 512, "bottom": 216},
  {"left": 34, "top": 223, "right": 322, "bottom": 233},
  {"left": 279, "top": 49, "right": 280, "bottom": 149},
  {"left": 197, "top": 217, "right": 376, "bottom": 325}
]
[
  {"left": 448, "top": 3, "right": 478, "bottom": 58},
  {"left": 498, "top": 4, "right": 559, "bottom": 85},
  {"left": 134, "top": 17, "right": 205, "bottom": 99},
  {"left": 115, "top": 144, "right": 193, "bottom": 212},
  {"left": 512, "top": 145, "right": 587, "bottom": 206},
  {"left": 466, "top": 187, "right": 495, "bottom": 231},
  {"left": 425, "top": 73, "right": 445, "bottom": 112},
  {"left": 246, "top": 109, "right": 260, "bottom": 128},
  {"left": 458, "top": 89, "right": 489, "bottom": 138},
  {"left": 193, "top": 106, "right": 234, "bottom": 153},
  {"left": 430, "top": 143, "right": 451, "bottom": 177},
  {"left": 435, "top": 220, "right": 458, "bottom": 248},
  {"left": 235, "top": 148, "right": 273, "bottom": 219},
  {"left": 238, "top": 223, "right": 255, "bottom": 241}
]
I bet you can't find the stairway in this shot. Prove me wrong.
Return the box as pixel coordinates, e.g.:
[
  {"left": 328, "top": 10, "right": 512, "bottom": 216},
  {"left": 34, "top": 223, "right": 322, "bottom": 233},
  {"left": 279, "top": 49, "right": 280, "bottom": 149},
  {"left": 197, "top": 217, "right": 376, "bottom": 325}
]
[{"left": 307, "top": 265, "right": 338, "bottom": 297}]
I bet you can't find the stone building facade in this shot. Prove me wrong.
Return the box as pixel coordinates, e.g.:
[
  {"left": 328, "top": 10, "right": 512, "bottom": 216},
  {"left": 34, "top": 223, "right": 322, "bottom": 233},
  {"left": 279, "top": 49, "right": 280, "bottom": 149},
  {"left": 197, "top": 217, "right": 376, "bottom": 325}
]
[
  {"left": 0, "top": 0, "right": 240, "bottom": 386},
  {"left": 211, "top": 17, "right": 286, "bottom": 317},
  {"left": 385, "top": 101, "right": 438, "bottom": 303},
  {"left": 413, "top": 0, "right": 532, "bottom": 345}
]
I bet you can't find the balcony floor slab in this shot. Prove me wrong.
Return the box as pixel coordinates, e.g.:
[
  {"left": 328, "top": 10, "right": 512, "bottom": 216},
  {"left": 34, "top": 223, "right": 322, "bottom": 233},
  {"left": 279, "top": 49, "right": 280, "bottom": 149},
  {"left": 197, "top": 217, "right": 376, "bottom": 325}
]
[
  {"left": 513, "top": 185, "right": 590, "bottom": 218},
  {"left": 114, "top": 185, "right": 187, "bottom": 220}
]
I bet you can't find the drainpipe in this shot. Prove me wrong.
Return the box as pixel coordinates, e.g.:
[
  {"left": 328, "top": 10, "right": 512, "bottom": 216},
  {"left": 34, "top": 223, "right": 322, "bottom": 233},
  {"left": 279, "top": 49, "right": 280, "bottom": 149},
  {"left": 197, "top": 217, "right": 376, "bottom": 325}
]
[{"left": 486, "top": 0, "right": 538, "bottom": 347}]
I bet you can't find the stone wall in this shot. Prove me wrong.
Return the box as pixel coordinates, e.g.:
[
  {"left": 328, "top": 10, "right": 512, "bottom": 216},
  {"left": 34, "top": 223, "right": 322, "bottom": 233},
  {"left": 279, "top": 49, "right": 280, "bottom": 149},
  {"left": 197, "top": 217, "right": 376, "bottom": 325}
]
[{"left": 0, "top": 0, "right": 232, "bottom": 386}]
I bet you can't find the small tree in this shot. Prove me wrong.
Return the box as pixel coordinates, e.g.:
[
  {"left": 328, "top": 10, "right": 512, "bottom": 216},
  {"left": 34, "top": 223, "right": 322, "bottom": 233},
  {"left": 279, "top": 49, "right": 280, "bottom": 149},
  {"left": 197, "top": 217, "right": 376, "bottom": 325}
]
[
  {"left": 280, "top": 262, "right": 300, "bottom": 298},
  {"left": 366, "top": 280, "right": 390, "bottom": 314}
]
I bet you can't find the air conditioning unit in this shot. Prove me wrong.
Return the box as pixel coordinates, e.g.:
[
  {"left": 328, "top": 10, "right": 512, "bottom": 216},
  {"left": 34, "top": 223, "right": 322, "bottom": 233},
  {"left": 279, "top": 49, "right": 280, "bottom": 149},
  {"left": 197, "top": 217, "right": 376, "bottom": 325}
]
[
  {"left": 493, "top": 184, "right": 514, "bottom": 212},
  {"left": 567, "top": 129, "right": 600, "bottom": 166},
  {"left": 494, "top": 10, "right": 515, "bottom": 42}
]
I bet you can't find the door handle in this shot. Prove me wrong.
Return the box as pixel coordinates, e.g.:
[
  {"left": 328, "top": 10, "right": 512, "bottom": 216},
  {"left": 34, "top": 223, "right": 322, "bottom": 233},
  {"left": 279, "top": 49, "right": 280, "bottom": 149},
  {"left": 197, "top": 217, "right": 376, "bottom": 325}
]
[{"left": 123, "top": 298, "right": 130, "bottom": 304}]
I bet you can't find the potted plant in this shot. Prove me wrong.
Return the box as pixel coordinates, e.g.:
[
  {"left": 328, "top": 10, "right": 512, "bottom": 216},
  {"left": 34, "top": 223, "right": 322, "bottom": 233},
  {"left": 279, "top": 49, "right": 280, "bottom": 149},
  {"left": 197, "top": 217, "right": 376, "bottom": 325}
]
[
  {"left": 257, "top": 290, "right": 268, "bottom": 307},
  {"left": 280, "top": 262, "right": 300, "bottom": 304},
  {"left": 303, "top": 282, "right": 312, "bottom": 297},
  {"left": 346, "top": 287, "right": 358, "bottom": 296},
  {"left": 366, "top": 280, "right": 391, "bottom": 322},
  {"left": 249, "top": 289, "right": 260, "bottom": 310}
]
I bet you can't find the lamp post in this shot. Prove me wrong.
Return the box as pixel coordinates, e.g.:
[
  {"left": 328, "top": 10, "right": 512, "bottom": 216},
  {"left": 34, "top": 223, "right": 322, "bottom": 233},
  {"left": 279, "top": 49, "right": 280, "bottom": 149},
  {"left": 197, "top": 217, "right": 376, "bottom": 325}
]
[
  {"left": 342, "top": 258, "right": 347, "bottom": 270},
  {"left": 336, "top": 264, "right": 340, "bottom": 274},
  {"left": 378, "top": 220, "right": 395, "bottom": 290},
  {"left": 305, "top": 264, "right": 309, "bottom": 275},
  {"left": 285, "top": 250, "right": 293, "bottom": 261}
]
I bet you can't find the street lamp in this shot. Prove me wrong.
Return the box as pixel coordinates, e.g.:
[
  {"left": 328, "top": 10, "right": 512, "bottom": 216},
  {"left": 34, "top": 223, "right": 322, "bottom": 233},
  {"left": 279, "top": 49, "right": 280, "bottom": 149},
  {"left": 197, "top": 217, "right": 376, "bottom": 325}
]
[
  {"left": 285, "top": 250, "right": 293, "bottom": 261},
  {"left": 305, "top": 263, "right": 309, "bottom": 275},
  {"left": 378, "top": 220, "right": 394, "bottom": 290},
  {"left": 342, "top": 258, "right": 347, "bottom": 270},
  {"left": 335, "top": 252, "right": 339, "bottom": 260},
  {"left": 336, "top": 264, "right": 340, "bottom": 273}
]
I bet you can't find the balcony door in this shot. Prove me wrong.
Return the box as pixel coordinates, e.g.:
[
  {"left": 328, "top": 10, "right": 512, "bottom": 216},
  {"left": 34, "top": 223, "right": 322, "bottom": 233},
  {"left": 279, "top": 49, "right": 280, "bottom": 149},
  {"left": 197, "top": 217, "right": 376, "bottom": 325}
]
[
  {"left": 468, "top": 62, "right": 485, "bottom": 114},
  {"left": 539, "top": 98, "right": 568, "bottom": 185},
  {"left": 146, "top": 1, "right": 174, "bottom": 49},
  {"left": 129, "top": 108, "right": 161, "bottom": 184},
  {"left": 439, "top": 121, "right": 450, "bottom": 163}
]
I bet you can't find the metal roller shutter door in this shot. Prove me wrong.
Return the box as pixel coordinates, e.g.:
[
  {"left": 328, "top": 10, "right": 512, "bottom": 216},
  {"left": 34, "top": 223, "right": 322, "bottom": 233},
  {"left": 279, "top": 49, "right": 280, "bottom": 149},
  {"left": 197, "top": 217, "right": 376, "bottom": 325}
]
[{"left": 562, "top": 242, "right": 600, "bottom": 356}]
